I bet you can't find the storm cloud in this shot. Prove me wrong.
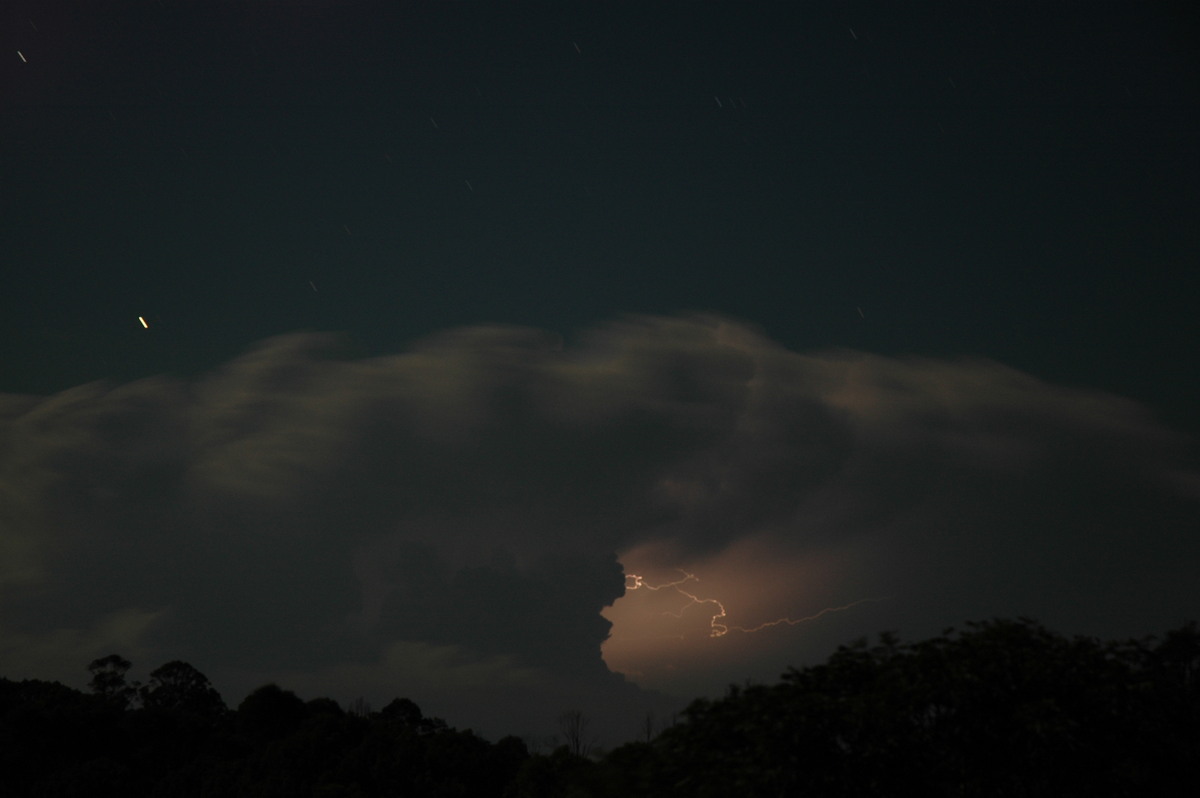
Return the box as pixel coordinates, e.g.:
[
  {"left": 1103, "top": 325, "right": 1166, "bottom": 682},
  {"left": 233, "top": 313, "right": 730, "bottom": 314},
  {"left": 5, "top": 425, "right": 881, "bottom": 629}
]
[{"left": 2, "top": 314, "right": 1196, "bottom": 739}]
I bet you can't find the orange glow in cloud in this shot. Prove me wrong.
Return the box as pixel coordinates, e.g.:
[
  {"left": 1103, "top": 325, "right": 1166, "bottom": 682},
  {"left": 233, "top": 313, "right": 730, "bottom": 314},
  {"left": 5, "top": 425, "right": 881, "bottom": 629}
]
[
  {"left": 622, "top": 570, "right": 885, "bottom": 639},
  {"left": 602, "top": 537, "right": 888, "bottom": 692}
]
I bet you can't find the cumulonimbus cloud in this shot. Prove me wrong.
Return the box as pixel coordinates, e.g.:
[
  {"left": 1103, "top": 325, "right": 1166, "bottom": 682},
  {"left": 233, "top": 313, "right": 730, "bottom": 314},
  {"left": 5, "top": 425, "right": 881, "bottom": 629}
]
[{"left": 1, "top": 314, "right": 1195, "bottom": 736}]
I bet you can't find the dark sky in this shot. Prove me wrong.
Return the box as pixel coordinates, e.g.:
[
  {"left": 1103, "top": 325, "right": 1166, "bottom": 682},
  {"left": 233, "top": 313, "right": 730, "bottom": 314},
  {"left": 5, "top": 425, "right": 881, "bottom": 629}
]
[{"left": 3, "top": 1, "right": 1198, "bottom": 744}]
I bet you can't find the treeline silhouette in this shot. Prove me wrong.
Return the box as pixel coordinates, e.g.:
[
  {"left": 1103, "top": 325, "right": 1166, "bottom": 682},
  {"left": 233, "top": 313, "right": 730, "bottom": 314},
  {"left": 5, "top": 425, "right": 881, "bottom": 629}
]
[{"left": 1, "top": 618, "right": 1195, "bottom": 796}]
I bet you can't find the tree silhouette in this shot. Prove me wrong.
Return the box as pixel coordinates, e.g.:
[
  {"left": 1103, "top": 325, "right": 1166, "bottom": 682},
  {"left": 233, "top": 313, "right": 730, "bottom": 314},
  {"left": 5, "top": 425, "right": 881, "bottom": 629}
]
[
  {"left": 87, "top": 653, "right": 138, "bottom": 708},
  {"left": 2, "top": 619, "right": 1195, "bottom": 795},
  {"left": 140, "top": 660, "right": 225, "bottom": 716},
  {"left": 639, "top": 709, "right": 657, "bottom": 743},
  {"left": 635, "top": 618, "right": 1199, "bottom": 796},
  {"left": 556, "top": 709, "right": 592, "bottom": 757},
  {"left": 237, "top": 683, "right": 308, "bottom": 743}
]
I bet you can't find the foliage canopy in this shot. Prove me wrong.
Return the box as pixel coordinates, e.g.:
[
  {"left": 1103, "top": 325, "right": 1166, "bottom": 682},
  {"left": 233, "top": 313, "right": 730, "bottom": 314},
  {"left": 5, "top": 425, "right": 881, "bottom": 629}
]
[{"left": 1, "top": 618, "right": 1195, "bottom": 796}]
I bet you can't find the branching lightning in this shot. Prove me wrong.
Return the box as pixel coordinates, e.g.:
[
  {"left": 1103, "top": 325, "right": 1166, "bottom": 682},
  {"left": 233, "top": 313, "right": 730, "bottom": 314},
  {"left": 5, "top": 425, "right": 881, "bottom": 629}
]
[{"left": 625, "top": 570, "right": 886, "bottom": 639}]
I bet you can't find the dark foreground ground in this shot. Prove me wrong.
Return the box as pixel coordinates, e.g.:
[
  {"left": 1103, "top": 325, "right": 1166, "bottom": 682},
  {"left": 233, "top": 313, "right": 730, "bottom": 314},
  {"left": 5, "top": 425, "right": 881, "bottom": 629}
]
[{"left": 2, "top": 617, "right": 1196, "bottom": 796}]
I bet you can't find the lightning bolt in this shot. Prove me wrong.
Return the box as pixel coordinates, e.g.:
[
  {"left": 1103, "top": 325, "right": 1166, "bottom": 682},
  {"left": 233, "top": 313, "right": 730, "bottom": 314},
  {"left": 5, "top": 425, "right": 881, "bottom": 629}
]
[{"left": 625, "top": 570, "right": 887, "bottom": 639}]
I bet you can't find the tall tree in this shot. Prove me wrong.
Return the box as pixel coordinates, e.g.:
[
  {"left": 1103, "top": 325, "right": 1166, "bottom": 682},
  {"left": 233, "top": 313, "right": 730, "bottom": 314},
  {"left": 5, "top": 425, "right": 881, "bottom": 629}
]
[
  {"left": 237, "top": 683, "right": 308, "bottom": 742},
  {"left": 140, "top": 660, "right": 225, "bottom": 716},
  {"left": 556, "top": 709, "right": 592, "bottom": 757},
  {"left": 87, "top": 654, "right": 138, "bottom": 708}
]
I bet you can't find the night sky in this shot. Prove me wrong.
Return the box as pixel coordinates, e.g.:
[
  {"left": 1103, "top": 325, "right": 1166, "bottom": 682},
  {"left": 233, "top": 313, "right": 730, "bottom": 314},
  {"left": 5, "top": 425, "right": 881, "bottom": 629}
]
[{"left": 3, "top": 1, "right": 1198, "bottom": 745}]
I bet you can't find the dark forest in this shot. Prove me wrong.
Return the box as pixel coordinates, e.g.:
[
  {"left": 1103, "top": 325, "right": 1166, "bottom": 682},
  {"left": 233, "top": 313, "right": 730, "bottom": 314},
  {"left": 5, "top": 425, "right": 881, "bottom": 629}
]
[{"left": 2, "top": 618, "right": 1195, "bottom": 796}]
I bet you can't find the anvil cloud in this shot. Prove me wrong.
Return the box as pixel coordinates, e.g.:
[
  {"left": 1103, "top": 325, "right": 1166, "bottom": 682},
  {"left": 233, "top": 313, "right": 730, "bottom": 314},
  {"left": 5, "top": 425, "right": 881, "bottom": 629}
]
[{"left": 1, "top": 315, "right": 1196, "bottom": 741}]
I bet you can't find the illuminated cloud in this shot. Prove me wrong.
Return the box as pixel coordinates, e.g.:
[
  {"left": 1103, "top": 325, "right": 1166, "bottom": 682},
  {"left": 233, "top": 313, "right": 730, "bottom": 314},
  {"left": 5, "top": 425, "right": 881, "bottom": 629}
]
[{"left": 0, "top": 314, "right": 1195, "bottom": 739}]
